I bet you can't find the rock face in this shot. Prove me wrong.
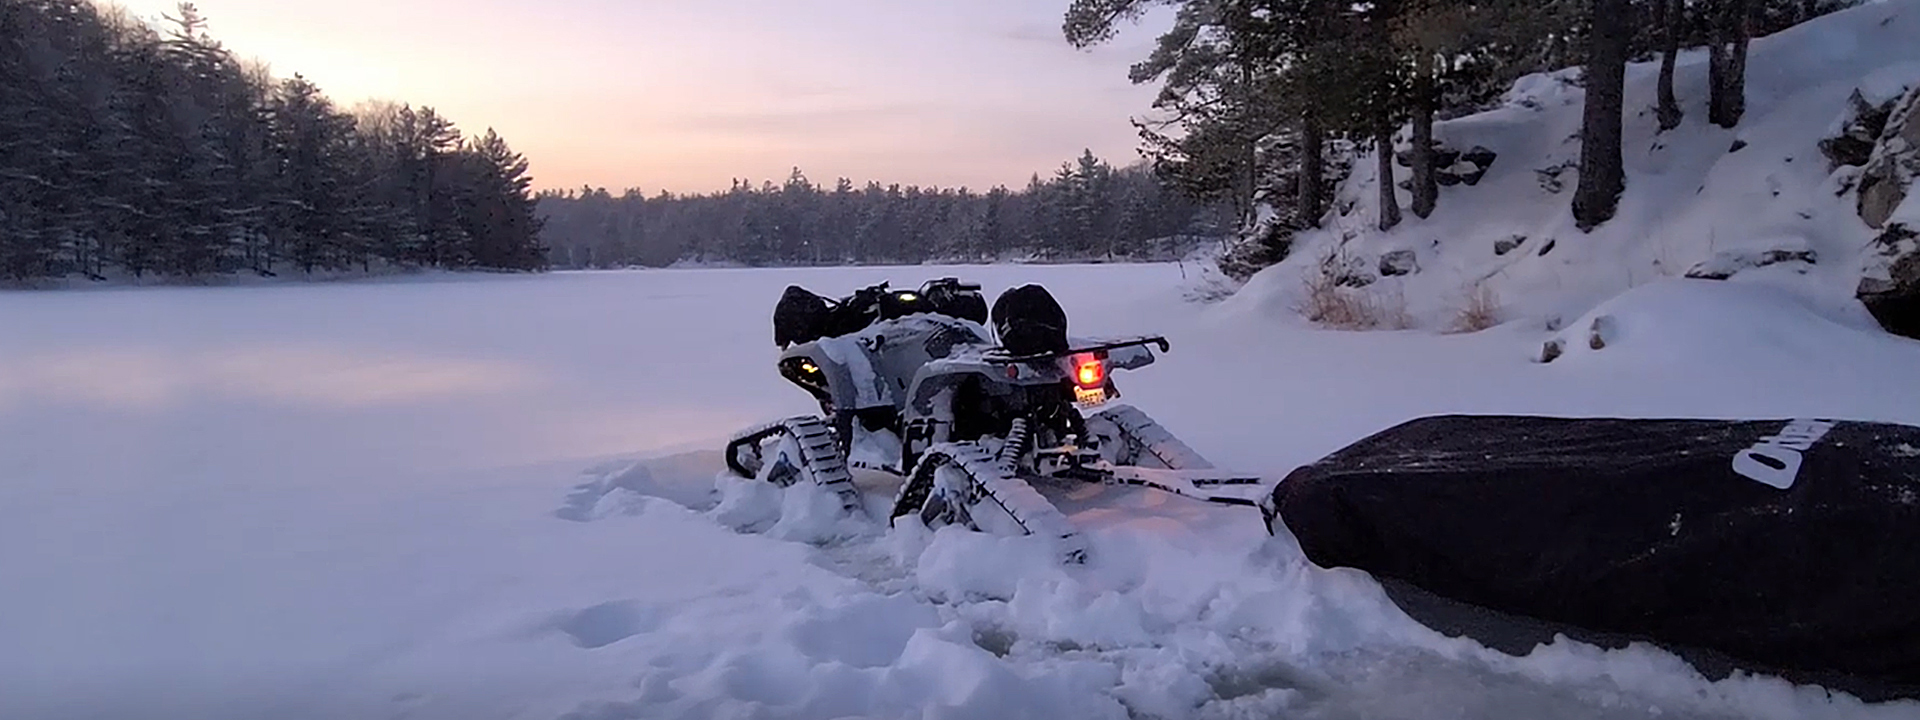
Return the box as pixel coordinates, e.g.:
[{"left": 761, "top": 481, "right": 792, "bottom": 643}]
[
  {"left": 1857, "top": 87, "right": 1920, "bottom": 229},
  {"left": 1820, "top": 89, "right": 1892, "bottom": 168},
  {"left": 1858, "top": 222, "right": 1920, "bottom": 338},
  {"left": 1841, "top": 80, "right": 1920, "bottom": 340}
]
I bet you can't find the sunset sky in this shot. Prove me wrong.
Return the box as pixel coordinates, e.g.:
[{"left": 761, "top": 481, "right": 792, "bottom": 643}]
[{"left": 110, "top": 0, "right": 1170, "bottom": 195}]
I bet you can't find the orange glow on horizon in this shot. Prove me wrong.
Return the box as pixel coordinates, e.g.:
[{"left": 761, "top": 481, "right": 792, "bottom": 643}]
[{"left": 108, "top": 0, "right": 1167, "bottom": 194}]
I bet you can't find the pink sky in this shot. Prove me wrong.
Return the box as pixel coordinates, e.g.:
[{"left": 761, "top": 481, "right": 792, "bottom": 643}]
[{"left": 111, "top": 0, "right": 1167, "bottom": 194}]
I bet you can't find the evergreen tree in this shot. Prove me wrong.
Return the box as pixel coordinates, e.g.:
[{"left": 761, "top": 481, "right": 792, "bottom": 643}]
[
  {"left": 0, "top": 1, "right": 546, "bottom": 283},
  {"left": 534, "top": 152, "right": 1219, "bottom": 268}
]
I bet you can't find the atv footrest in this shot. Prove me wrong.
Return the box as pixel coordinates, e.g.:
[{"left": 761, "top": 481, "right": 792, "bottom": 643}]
[{"left": 1098, "top": 466, "right": 1267, "bottom": 507}]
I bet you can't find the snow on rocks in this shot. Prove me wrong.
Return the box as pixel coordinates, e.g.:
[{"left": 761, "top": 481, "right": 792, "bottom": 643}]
[
  {"left": 1684, "top": 246, "right": 1818, "bottom": 280},
  {"left": 1857, "top": 84, "right": 1920, "bottom": 229}
]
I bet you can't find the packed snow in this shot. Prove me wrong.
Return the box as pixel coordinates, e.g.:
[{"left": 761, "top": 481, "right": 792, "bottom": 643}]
[{"left": 4, "top": 261, "right": 1920, "bottom": 720}]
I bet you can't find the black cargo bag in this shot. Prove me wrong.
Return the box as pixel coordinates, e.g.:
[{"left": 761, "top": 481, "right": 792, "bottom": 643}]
[
  {"left": 1264, "top": 415, "right": 1920, "bottom": 699},
  {"left": 991, "top": 284, "right": 1069, "bottom": 356},
  {"left": 774, "top": 285, "right": 830, "bottom": 347}
]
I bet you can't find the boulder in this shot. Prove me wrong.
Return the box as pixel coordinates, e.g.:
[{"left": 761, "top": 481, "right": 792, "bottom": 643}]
[
  {"left": 1379, "top": 250, "right": 1419, "bottom": 277},
  {"left": 1857, "top": 222, "right": 1920, "bottom": 339},
  {"left": 1494, "top": 235, "right": 1525, "bottom": 256},
  {"left": 1536, "top": 338, "right": 1565, "bottom": 364},
  {"left": 1684, "top": 248, "right": 1818, "bottom": 280},
  {"left": 1534, "top": 160, "right": 1575, "bottom": 195},
  {"left": 1587, "top": 314, "right": 1616, "bottom": 350},
  {"left": 1395, "top": 143, "right": 1461, "bottom": 170},
  {"left": 1820, "top": 66, "right": 1920, "bottom": 170},
  {"left": 1395, "top": 142, "right": 1490, "bottom": 185},
  {"left": 1819, "top": 93, "right": 1886, "bottom": 167}
]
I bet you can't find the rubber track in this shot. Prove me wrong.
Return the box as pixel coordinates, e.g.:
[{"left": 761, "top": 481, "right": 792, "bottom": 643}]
[
  {"left": 1095, "top": 404, "right": 1215, "bottom": 471},
  {"left": 894, "top": 441, "right": 1088, "bottom": 564},
  {"left": 727, "top": 416, "right": 863, "bottom": 513}
]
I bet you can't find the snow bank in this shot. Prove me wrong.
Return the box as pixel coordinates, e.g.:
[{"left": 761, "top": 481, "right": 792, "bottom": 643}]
[
  {"left": 1235, "top": 0, "right": 1920, "bottom": 333},
  {"left": 1535, "top": 278, "right": 1911, "bottom": 371}
]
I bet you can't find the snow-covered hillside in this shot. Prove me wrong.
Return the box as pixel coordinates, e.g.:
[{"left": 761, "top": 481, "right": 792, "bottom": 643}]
[
  {"left": 5, "top": 265, "right": 1920, "bottom": 719},
  {"left": 1233, "top": 0, "right": 1920, "bottom": 333}
]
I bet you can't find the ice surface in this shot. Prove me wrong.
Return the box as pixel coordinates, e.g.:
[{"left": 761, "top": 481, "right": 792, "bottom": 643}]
[{"left": 5, "top": 262, "right": 1920, "bottom": 720}]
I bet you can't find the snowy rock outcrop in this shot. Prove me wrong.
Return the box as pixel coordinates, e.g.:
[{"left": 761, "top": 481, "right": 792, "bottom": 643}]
[
  {"left": 1685, "top": 247, "right": 1817, "bottom": 280},
  {"left": 1396, "top": 143, "right": 1499, "bottom": 187},
  {"left": 1855, "top": 85, "right": 1920, "bottom": 229},
  {"left": 1858, "top": 211, "right": 1920, "bottom": 337},
  {"left": 1849, "top": 80, "right": 1920, "bottom": 338}
]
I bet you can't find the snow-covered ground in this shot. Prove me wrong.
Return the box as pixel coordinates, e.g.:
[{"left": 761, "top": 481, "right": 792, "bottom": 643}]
[
  {"left": 4, "top": 264, "right": 1920, "bottom": 720},
  {"left": 1247, "top": 0, "right": 1920, "bottom": 333}
]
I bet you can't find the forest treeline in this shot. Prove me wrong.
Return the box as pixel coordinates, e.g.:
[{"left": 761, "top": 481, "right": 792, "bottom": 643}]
[
  {"left": 1061, "top": 0, "right": 1861, "bottom": 275},
  {"left": 5, "top": 0, "right": 1863, "bottom": 283},
  {"left": 0, "top": 0, "right": 546, "bottom": 283},
  {"left": 534, "top": 151, "right": 1235, "bottom": 268}
]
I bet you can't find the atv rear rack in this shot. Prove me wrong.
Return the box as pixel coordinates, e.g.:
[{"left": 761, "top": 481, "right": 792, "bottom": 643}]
[{"left": 987, "top": 335, "right": 1171, "bottom": 364}]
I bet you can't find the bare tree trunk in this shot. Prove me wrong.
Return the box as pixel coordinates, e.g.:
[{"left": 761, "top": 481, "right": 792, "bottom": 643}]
[
  {"left": 1573, "top": 0, "right": 1628, "bottom": 231},
  {"left": 1708, "top": 0, "right": 1750, "bottom": 127},
  {"left": 1656, "top": 0, "right": 1683, "bottom": 131},
  {"left": 1410, "top": 63, "right": 1438, "bottom": 218},
  {"left": 1376, "top": 121, "right": 1402, "bottom": 232},
  {"left": 1299, "top": 113, "right": 1325, "bottom": 228},
  {"left": 1369, "top": 0, "right": 1401, "bottom": 232}
]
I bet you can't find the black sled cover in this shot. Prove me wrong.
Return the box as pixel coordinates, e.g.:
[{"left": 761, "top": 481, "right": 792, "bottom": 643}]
[{"left": 1265, "top": 415, "right": 1920, "bottom": 698}]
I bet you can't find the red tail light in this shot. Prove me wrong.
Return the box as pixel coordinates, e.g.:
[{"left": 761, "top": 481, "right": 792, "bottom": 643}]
[{"left": 1075, "top": 358, "right": 1104, "bottom": 388}]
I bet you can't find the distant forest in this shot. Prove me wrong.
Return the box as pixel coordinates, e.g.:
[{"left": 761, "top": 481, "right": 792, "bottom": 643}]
[
  {"left": 535, "top": 151, "right": 1236, "bottom": 269},
  {"left": 0, "top": 0, "right": 547, "bottom": 283}
]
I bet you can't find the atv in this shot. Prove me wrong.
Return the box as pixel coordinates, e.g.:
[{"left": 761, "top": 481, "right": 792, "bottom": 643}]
[{"left": 725, "top": 277, "right": 1264, "bottom": 562}]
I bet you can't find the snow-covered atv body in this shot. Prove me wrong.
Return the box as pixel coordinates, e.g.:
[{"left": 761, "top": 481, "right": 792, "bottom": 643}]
[{"left": 726, "top": 278, "right": 1263, "bottom": 562}]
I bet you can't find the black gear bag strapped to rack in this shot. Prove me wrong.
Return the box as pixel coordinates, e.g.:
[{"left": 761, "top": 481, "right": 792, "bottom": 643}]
[
  {"left": 991, "top": 284, "right": 1069, "bottom": 357},
  {"left": 1263, "top": 415, "right": 1920, "bottom": 700}
]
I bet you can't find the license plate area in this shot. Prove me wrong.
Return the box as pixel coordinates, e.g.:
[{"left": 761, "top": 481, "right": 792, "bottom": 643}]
[{"left": 1073, "top": 385, "right": 1108, "bottom": 408}]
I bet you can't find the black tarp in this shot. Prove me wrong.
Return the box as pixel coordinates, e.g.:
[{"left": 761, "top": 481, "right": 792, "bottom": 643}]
[{"left": 1264, "top": 415, "right": 1920, "bottom": 699}]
